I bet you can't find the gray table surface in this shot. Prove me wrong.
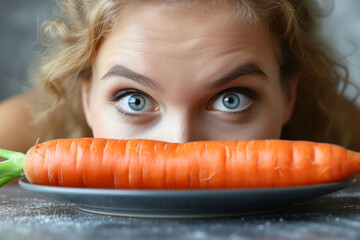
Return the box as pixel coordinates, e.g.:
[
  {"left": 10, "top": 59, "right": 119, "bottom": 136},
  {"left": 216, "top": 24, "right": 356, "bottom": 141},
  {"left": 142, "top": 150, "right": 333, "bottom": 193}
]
[{"left": 1, "top": 185, "right": 360, "bottom": 240}]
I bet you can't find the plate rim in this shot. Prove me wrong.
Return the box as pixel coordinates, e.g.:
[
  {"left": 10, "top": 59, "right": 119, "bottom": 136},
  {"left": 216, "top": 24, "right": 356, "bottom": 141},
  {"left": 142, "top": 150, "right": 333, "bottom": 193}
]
[
  {"left": 18, "top": 176, "right": 356, "bottom": 196},
  {"left": 18, "top": 176, "right": 356, "bottom": 218}
]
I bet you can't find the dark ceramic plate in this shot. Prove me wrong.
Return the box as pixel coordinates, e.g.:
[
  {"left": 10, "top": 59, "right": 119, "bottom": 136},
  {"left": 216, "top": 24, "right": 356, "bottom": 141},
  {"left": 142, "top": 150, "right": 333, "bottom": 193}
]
[{"left": 19, "top": 177, "right": 355, "bottom": 218}]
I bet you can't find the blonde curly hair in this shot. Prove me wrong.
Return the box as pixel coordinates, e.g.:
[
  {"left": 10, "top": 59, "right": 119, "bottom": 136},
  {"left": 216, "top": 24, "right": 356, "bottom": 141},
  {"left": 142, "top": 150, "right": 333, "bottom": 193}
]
[{"left": 31, "top": 0, "right": 358, "bottom": 148}]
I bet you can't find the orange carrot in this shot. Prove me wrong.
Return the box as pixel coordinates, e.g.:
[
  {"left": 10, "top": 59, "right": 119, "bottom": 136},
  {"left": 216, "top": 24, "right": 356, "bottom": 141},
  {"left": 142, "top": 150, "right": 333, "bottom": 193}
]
[{"left": 1, "top": 138, "right": 359, "bottom": 189}]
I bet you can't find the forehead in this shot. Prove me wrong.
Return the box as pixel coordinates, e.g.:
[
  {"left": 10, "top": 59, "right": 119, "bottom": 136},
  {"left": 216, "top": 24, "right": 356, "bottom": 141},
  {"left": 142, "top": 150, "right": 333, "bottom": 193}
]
[
  {"left": 110, "top": 1, "right": 264, "bottom": 37},
  {"left": 91, "top": 2, "right": 281, "bottom": 105},
  {"left": 101, "top": 2, "right": 274, "bottom": 58},
  {"left": 91, "top": 1, "right": 281, "bottom": 88}
]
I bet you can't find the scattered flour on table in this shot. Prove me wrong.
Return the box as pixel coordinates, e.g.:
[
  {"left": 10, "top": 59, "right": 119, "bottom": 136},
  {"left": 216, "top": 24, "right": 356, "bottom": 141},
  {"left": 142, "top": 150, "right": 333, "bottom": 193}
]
[
  {"left": 3, "top": 187, "right": 360, "bottom": 240},
  {"left": 0, "top": 190, "right": 128, "bottom": 240}
]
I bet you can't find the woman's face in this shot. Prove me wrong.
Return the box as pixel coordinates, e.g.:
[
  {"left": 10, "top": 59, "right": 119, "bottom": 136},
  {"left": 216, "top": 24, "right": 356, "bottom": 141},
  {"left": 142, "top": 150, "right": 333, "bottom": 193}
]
[{"left": 82, "top": 4, "right": 297, "bottom": 143}]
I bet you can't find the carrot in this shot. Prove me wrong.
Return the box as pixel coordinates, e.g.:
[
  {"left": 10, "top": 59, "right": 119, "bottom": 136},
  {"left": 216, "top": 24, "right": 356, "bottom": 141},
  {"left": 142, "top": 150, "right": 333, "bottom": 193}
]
[{"left": 0, "top": 138, "right": 359, "bottom": 189}]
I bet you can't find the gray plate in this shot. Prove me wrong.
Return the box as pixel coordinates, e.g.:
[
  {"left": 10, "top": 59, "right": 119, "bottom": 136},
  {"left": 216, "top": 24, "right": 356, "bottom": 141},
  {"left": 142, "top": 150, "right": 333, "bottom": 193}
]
[{"left": 19, "top": 177, "right": 355, "bottom": 218}]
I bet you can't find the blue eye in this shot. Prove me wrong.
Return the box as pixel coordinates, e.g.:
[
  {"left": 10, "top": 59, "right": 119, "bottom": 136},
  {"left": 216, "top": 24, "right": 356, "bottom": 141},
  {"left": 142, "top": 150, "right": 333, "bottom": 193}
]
[
  {"left": 112, "top": 90, "right": 158, "bottom": 115},
  {"left": 124, "top": 94, "right": 147, "bottom": 111},
  {"left": 210, "top": 88, "right": 258, "bottom": 113},
  {"left": 222, "top": 93, "right": 241, "bottom": 109}
]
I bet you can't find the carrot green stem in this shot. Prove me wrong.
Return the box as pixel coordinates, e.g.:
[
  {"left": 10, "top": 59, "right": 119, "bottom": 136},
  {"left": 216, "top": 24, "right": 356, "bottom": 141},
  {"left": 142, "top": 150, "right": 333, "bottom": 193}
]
[{"left": 0, "top": 148, "right": 25, "bottom": 187}]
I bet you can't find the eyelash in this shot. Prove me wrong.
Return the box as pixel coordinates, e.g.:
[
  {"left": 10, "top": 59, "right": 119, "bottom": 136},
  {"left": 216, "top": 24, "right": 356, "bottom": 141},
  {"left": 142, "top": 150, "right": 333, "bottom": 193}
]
[
  {"left": 114, "top": 107, "right": 135, "bottom": 117},
  {"left": 110, "top": 89, "right": 150, "bottom": 117},
  {"left": 110, "top": 89, "right": 137, "bottom": 101},
  {"left": 222, "top": 87, "right": 260, "bottom": 101}
]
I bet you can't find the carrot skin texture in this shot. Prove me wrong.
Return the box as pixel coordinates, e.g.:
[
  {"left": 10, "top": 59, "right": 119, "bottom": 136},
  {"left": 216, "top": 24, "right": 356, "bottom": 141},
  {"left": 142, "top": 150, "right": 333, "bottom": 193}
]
[{"left": 23, "top": 138, "right": 360, "bottom": 189}]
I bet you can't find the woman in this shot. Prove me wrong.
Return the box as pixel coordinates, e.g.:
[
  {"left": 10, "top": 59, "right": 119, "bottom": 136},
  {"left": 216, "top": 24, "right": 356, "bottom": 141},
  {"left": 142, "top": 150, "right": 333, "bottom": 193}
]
[{"left": 0, "top": 0, "right": 359, "bottom": 154}]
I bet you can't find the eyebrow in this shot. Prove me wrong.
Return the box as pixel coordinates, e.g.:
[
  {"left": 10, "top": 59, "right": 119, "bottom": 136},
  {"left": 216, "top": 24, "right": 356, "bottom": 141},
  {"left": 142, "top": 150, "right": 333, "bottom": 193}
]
[
  {"left": 205, "top": 63, "right": 268, "bottom": 90},
  {"left": 101, "top": 63, "right": 267, "bottom": 91},
  {"left": 101, "top": 65, "right": 161, "bottom": 90}
]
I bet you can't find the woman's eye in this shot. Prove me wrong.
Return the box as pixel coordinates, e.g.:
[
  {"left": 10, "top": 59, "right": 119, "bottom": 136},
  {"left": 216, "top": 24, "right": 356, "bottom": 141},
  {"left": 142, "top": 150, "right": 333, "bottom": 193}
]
[
  {"left": 112, "top": 90, "right": 158, "bottom": 115},
  {"left": 210, "top": 88, "right": 258, "bottom": 113}
]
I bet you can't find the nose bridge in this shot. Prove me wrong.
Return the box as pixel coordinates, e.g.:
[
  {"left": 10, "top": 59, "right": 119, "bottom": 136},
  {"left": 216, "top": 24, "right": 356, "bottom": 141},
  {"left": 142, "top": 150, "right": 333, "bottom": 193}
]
[{"left": 167, "top": 110, "right": 197, "bottom": 143}]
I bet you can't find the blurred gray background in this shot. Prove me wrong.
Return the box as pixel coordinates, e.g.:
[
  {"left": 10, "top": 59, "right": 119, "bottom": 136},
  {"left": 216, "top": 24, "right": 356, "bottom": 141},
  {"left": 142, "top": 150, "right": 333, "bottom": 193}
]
[
  {"left": 0, "top": 0, "right": 54, "bottom": 101},
  {"left": 0, "top": 0, "right": 359, "bottom": 103}
]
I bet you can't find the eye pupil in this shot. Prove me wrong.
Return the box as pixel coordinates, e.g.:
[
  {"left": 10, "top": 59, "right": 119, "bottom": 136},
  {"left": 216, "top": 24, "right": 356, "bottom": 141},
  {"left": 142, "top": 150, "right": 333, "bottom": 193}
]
[
  {"left": 222, "top": 93, "right": 240, "bottom": 109},
  {"left": 128, "top": 94, "right": 146, "bottom": 111}
]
